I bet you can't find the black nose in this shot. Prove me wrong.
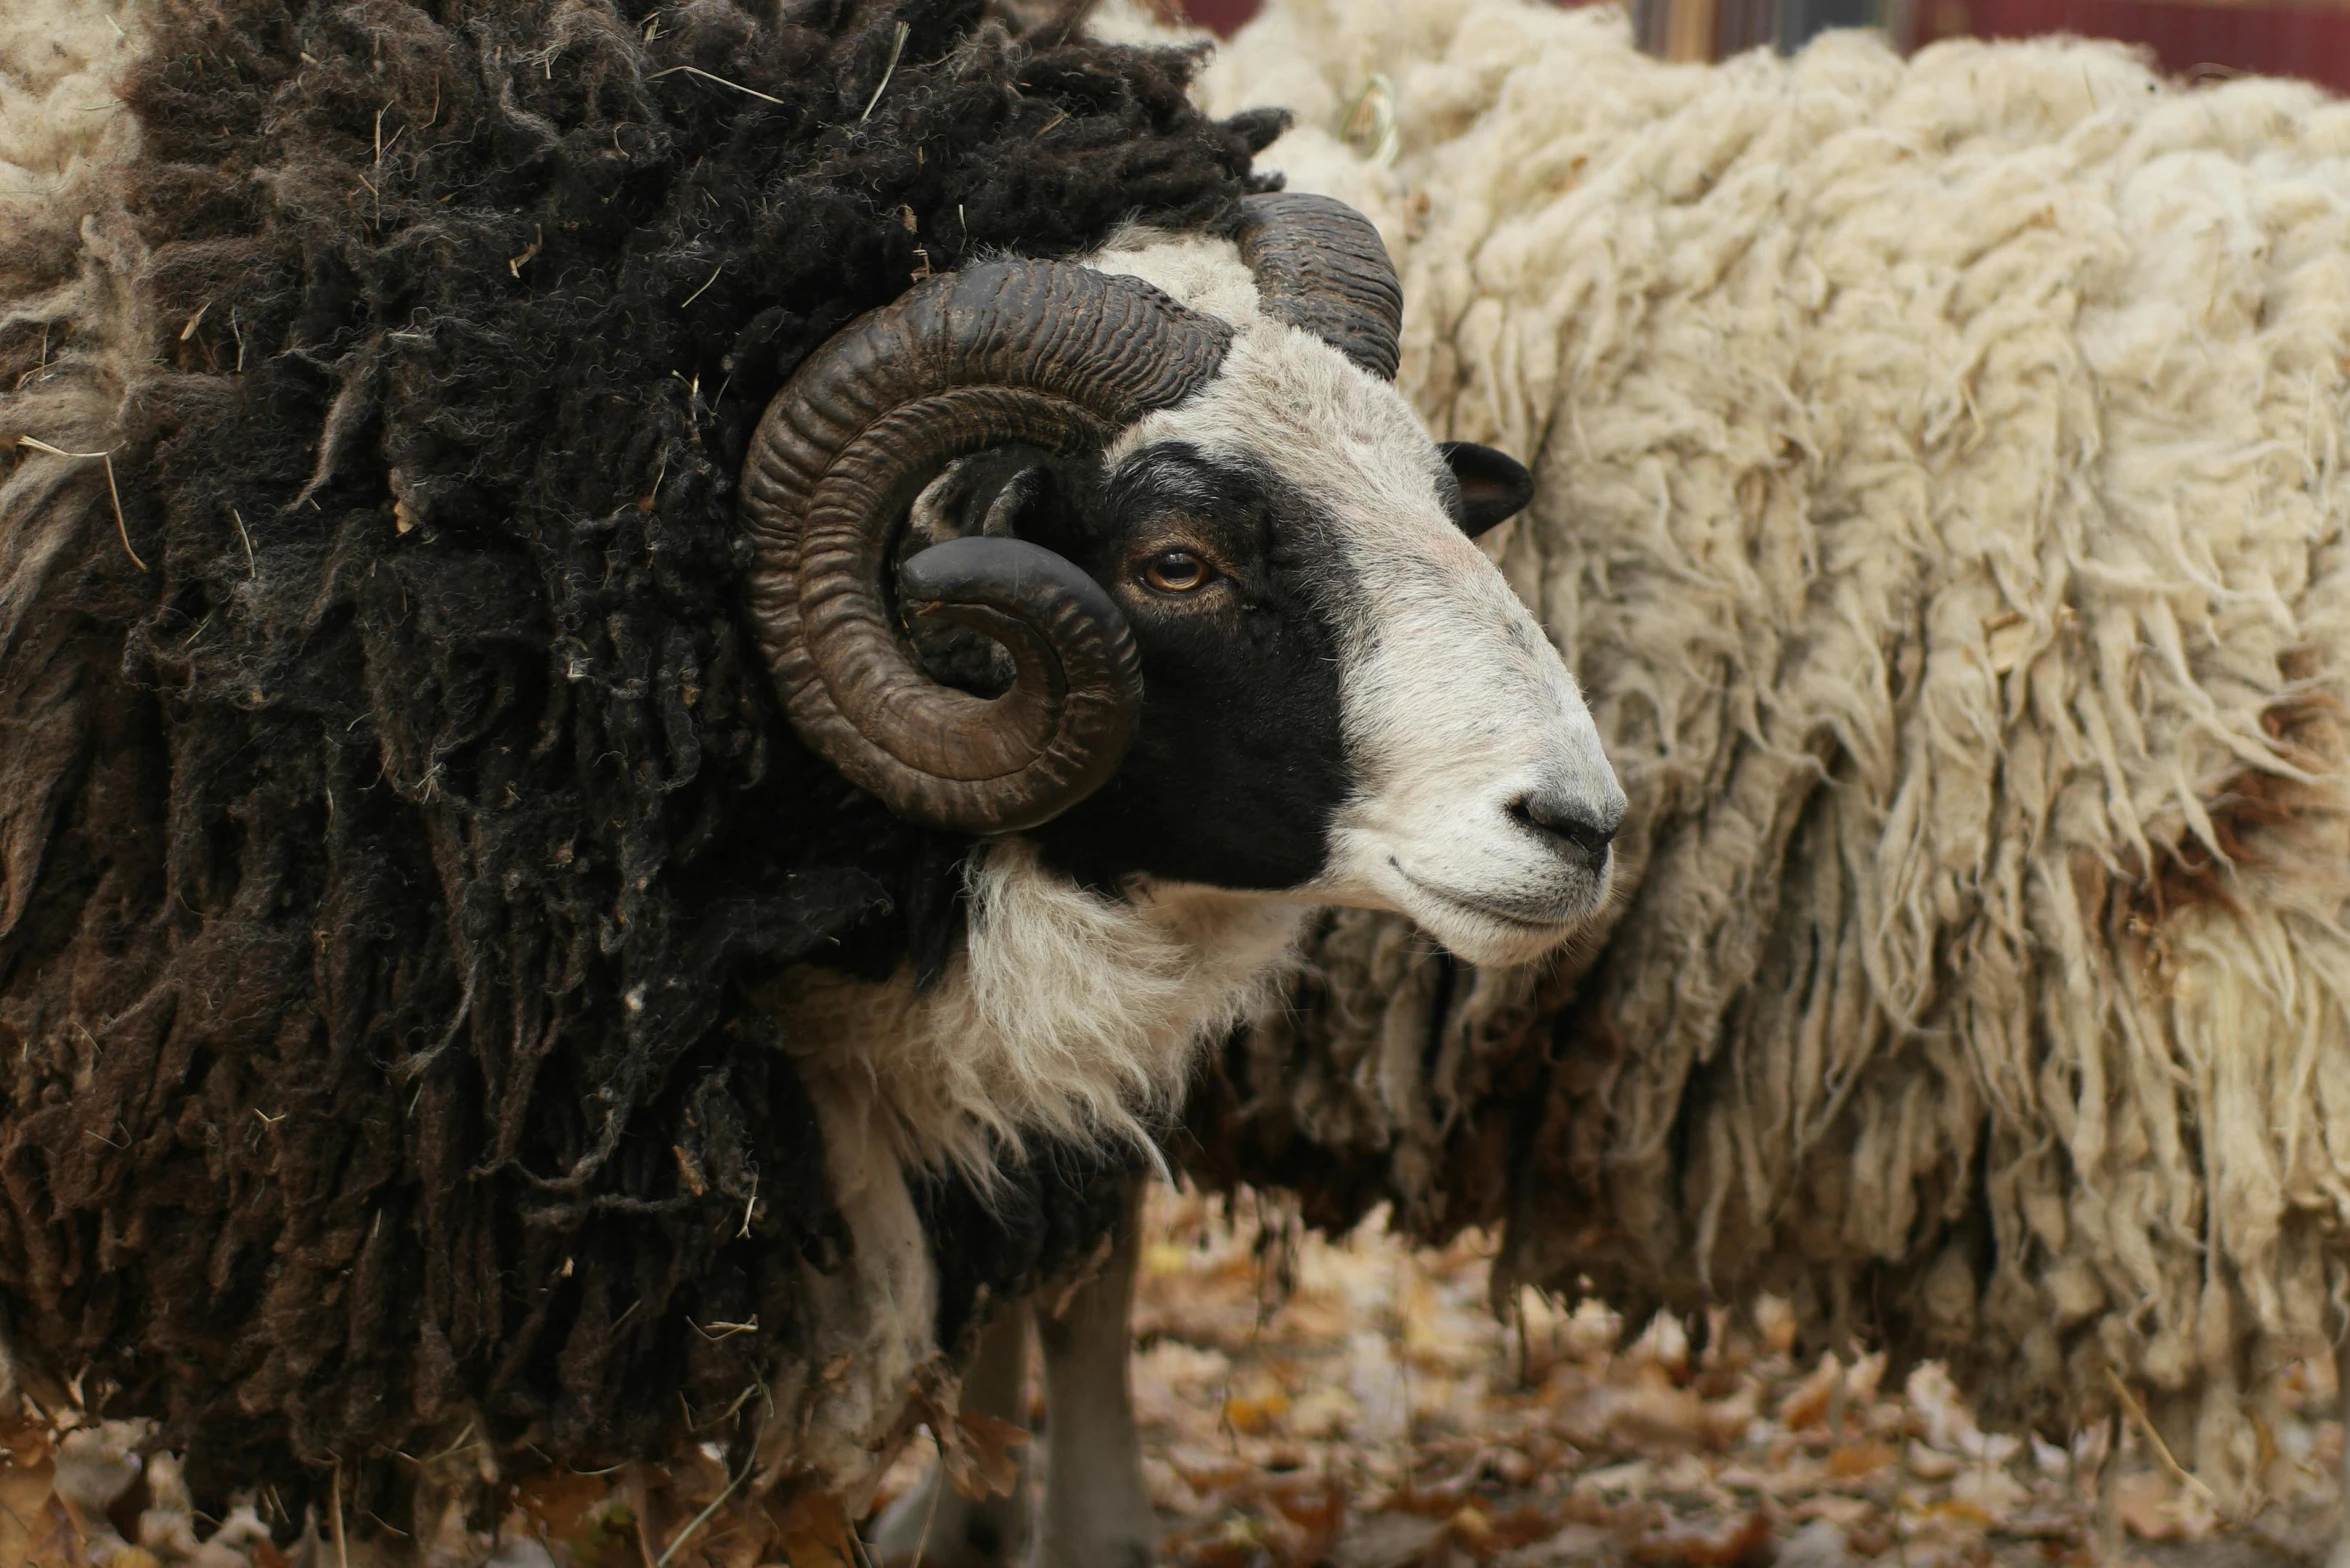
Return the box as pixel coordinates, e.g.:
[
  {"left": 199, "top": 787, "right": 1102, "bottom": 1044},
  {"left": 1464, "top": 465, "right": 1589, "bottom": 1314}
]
[{"left": 1509, "top": 789, "right": 1619, "bottom": 865}]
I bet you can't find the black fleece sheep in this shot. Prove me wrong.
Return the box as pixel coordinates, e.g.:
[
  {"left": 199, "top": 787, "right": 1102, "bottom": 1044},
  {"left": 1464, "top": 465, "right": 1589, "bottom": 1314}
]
[{"left": 0, "top": 0, "right": 1278, "bottom": 1529}]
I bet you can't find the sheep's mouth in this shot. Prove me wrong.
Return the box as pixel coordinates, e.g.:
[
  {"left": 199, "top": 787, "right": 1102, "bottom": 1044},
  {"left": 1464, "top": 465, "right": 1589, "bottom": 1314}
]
[{"left": 1389, "top": 861, "right": 1595, "bottom": 933}]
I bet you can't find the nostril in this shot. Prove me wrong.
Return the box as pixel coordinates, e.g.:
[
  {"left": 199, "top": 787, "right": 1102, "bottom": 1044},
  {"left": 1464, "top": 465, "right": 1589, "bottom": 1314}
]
[{"left": 1509, "top": 791, "right": 1619, "bottom": 862}]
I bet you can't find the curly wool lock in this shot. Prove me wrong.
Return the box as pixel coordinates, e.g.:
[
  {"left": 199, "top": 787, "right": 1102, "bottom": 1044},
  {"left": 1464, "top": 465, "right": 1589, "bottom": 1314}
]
[
  {"left": 1190, "top": 0, "right": 2350, "bottom": 1505},
  {"left": 0, "top": 0, "right": 1278, "bottom": 1523}
]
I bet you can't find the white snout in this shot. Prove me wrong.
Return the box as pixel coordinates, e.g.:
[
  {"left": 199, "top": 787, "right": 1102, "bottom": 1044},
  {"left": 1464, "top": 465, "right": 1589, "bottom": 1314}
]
[
  {"left": 1328, "top": 762, "right": 1623, "bottom": 967},
  {"left": 1316, "top": 537, "right": 1625, "bottom": 968}
]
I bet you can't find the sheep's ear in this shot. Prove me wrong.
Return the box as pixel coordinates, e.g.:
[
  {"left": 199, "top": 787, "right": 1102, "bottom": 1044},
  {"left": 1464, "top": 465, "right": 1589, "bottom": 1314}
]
[{"left": 1439, "top": 442, "right": 1534, "bottom": 538}]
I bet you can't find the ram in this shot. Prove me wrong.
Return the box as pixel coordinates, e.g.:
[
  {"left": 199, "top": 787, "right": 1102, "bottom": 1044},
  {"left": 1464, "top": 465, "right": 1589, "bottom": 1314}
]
[
  {"left": 889, "top": 1, "right": 2350, "bottom": 1563},
  {"left": 0, "top": 0, "right": 1618, "bottom": 1559}
]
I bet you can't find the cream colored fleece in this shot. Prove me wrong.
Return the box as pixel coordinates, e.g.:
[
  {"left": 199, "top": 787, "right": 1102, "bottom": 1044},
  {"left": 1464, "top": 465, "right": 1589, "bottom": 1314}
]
[
  {"left": 0, "top": 1, "right": 144, "bottom": 941},
  {"left": 1206, "top": 0, "right": 2350, "bottom": 1504}
]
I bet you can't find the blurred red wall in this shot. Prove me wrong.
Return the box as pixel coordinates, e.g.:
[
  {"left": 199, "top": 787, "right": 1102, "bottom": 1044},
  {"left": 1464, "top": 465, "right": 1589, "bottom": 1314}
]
[
  {"left": 1175, "top": 0, "right": 1263, "bottom": 32},
  {"left": 1168, "top": 0, "right": 2350, "bottom": 92},
  {"left": 1914, "top": 0, "right": 2350, "bottom": 90}
]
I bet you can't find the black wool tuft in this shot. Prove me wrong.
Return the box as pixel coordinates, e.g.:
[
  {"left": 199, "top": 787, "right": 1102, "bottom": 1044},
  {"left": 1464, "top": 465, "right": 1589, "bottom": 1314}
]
[{"left": 0, "top": 0, "right": 1280, "bottom": 1521}]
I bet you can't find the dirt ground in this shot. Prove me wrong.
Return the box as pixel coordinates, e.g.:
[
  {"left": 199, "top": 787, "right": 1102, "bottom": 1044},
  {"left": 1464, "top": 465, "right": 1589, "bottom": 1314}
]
[
  {"left": 5, "top": 1184, "right": 2345, "bottom": 1566},
  {"left": 871, "top": 1186, "right": 2349, "bottom": 1568}
]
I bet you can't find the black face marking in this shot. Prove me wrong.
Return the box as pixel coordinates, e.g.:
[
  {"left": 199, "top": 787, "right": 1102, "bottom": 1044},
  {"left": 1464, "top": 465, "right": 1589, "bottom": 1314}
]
[
  {"left": 1436, "top": 442, "right": 1535, "bottom": 538},
  {"left": 910, "top": 442, "right": 1355, "bottom": 892}
]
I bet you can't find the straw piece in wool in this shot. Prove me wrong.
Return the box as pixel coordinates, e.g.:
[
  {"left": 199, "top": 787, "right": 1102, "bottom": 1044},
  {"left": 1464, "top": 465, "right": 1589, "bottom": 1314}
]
[{"left": 1196, "top": 0, "right": 2350, "bottom": 1506}]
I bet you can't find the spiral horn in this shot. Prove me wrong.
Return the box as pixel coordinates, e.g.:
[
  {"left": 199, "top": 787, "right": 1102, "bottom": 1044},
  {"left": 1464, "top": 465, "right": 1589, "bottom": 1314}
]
[{"left": 738, "top": 262, "right": 1232, "bottom": 834}]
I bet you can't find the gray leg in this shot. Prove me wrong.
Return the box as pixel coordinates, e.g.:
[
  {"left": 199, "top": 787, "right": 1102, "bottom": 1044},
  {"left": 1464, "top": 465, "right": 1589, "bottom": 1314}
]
[
  {"left": 1032, "top": 1177, "right": 1155, "bottom": 1568},
  {"left": 870, "top": 1305, "right": 1033, "bottom": 1568},
  {"left": 2330, "top": 1339, "right": 2350, "bottom": 1568},
  {"left": 2093, "top": 1410, "right": 2124, "bottom": 1568}
]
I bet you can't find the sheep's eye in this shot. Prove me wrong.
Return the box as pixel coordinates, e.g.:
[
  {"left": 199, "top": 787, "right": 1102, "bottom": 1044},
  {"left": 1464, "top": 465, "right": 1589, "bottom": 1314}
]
[{"left": 1141, "top": 549, "right": 1212, "bottom": 594}]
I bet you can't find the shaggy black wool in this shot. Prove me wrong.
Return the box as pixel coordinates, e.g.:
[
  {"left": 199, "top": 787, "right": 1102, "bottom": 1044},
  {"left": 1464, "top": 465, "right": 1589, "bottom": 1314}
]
[{"left": 0, "top": 0, "right": 1280, "bottom": 1524}]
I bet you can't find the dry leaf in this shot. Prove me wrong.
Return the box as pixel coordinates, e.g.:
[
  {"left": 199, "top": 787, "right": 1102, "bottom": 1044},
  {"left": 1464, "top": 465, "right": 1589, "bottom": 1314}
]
[
  {"left": 0, "top": 1458, "right": 74, "bottom": 1568},
  {"left": 1380, "top": 1483, "right": 1476, "bottom": 1520},
  {"left": 766, "top": 1483, "right": 857, "bottom": 1567},
  {"left": 1268, "top": 1481, "right": 1346, "bottom": 1561},
  {"left": 1606, "top": 1382, "right": 1755, "bottom": 1452},
  {"left": 515, "top": 1468, "right": 639, "bottom": 1564},
  {"left": 1903, "top": 1440, "right": 1960, "bottom": 1480},
  {"left": 1777, "top": 1360, "right": 1841, "bottom": 1431},
  {"left": 936, "top": 1410, "right": 1029, "bottom": 1502},
  {"left": 1948, "top": 1462, "right": 2031, "bottom": 1517},
  {"left": 1825, "top": 1442, "right": 1893, "bottom": 1478},
  {"left": 29, "top": 1182, "right": 2310, "bottom": 1568},
  {"left": 1629, "top": 1509, "right": 1774, "bottom": 1566},
  {"left": 1477, "top": 1504, "right": 1567, "bottom": 1551},
  {"left": 1166, "top": 1446, "right": 1253, "bottom": 1494},
  {"left": 1328, "top": 1512, "right": 1446, "bottom": 1568},
  {"left": 1792, "top": 1494, "right": 1874, "bottom": 1528},
  {"left": 1222, "top": 1388, "right": 1290, "bottom": 1436},
  {"left": 1920, "top": 1496, "right": 1992, "bottom": 1529},
  {"left": 2113, "top": 1471, "right": 2215, "bottom": 1542}
]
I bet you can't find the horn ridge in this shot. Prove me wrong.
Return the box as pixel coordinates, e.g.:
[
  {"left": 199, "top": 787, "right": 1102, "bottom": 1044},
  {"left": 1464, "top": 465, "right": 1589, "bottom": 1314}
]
[
  {"left": 1231, "top": 191, "right": 1403, "bottom": 381},
  {"left": 740, "top": 261, "right": 1231, "bottom": 835}
]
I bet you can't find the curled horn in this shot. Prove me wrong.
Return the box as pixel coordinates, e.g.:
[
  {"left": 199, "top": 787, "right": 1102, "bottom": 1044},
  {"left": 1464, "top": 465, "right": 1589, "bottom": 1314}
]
[
  {"left": 740, "top": 262, "right": 1232, "bottom": 835},
  {"left": 1232, "top": 192, "right": 1404, "bottom": 381}
]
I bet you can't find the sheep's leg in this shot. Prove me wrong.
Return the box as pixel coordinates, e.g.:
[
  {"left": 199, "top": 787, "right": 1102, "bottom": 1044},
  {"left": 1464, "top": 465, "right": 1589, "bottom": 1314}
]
[
  {"left": 868, "top": 1305, "right": 1033, "bottom": 1568},
  {"left": 2331, "top": 1337, "right": 2350, "bottom": 1568},
  {"left": 1032, "top": 1175, "right": 1156, "bottom": 1568}
]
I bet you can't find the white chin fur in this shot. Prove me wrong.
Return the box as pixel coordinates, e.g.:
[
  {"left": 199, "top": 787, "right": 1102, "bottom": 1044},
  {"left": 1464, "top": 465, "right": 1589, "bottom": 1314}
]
[
  {"left": 1320, "top": 824, "right": 1616, "bottom": 968},
  {"left": 773, "top": 841, "right": 1310, "bottom": 1179},
  {"left": 1390, "top": 896, "right": 1599, "bottom": 969}
]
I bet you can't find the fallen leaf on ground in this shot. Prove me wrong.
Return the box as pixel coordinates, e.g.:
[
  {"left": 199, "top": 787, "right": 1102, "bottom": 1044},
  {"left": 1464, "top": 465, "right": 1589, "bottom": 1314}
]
[
  {"left": 1826, "top": 1442, "right": 1893, "bottom": 1478},
  {"left": 2113, "top": 1469, "right": 2217, "bottom": 1542},
  {"left": 937, "top": 1410, "right": 1030, "bottom": 1502},
  {"left": 1629, "top": 1508, "right": 1775, "bottom": 1566}
]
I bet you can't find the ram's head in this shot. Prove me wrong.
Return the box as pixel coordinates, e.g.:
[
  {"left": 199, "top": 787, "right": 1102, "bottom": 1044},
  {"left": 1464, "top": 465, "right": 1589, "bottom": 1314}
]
[{"left": 740, "top": 195, "right": 1622, "bottom": 966}]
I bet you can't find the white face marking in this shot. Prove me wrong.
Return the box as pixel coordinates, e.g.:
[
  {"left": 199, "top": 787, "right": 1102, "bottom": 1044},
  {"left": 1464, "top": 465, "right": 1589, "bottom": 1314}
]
[{"left": 1093, "top": 236, "right": 1626, "bottom": 966}]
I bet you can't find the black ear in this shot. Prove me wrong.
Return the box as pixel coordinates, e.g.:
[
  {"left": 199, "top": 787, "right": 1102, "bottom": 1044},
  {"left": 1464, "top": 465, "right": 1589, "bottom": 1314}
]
[{"left": 1438, "top": 442, "right": 1535, "bottom": 539}]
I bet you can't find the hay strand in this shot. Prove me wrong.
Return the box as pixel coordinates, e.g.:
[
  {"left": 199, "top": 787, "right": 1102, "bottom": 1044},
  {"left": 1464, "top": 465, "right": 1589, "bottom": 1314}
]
[
  {"left": 860, "top": 22, "right": 911, "bottom": 123},
  {"left": 652, "top": 1453, "right": 751, "bottom": 1568},
  {"left": 2104, "top": 1368, "right": 2220, "bottom": 1508},
  {"left": 15, "top": 436, "right": 143, "bottom": 571},
  {"left": 646, "top": 63, "right": 785, "bottom": 107}
]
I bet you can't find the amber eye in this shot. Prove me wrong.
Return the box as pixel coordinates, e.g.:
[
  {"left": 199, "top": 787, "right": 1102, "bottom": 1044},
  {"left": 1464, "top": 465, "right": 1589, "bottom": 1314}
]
[{"left": 1141, "top": 548, "right": 1212, "bottom": 594}]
